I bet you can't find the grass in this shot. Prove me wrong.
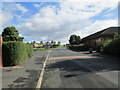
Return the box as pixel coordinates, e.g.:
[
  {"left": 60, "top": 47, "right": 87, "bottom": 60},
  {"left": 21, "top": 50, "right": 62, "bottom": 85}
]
[
  {"left": 38, "top": 44, "right": 43, "bottom": 47},
  {"left": 33, "top": 47, "right": 53, "bottom": 51},
  {"left": 33, "top": 48, "right": 45, "bottom": 51},
  {"left": 33, "top": 45, "right": 65, "bottom": 51}
]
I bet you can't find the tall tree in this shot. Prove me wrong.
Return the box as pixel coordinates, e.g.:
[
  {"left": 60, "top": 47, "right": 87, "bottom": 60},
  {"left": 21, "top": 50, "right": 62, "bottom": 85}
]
[
  {"left": 51, "top": 41, "right": 54, "bottom": 45},
  {"left": 2, "top": 26, "right": 24, "bottom": 42},
  {"left": 69, "top": 34, "right": 81, "bottom": 45},
  {"left": 40, "top": 41, "right": 43, "bottom": 44},
  {"left": 58, "top": 41, "right": 61, "bottom": 45},
  {"left": 53, "top": 41, "right": 56, "bottom": 44}
]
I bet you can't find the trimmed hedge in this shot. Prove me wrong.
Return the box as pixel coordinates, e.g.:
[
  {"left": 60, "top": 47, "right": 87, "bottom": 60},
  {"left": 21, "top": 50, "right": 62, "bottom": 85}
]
[
  {"left": 2, "top": 41, "right": 33, "bottom": 66},
  {"left": 67, "top": 44, "right": 89, "bottom": 51}
]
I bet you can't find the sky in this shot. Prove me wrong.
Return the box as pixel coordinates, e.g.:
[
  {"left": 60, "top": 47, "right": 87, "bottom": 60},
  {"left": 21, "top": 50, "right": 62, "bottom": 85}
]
[{"left": 0, "top": 0, "right": 119, "bottom": 44}]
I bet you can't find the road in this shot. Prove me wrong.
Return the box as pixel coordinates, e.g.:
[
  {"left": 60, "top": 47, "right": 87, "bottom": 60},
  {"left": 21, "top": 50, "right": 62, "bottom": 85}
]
[
  {"left": 2, "top": 50, "right": 49, "bottom": 89},
  {"left": 41, "top": 47, "right": 120, "bottom": 88},
  {"left": 2, "top": 47, "right": 120, "bottom": 89}
]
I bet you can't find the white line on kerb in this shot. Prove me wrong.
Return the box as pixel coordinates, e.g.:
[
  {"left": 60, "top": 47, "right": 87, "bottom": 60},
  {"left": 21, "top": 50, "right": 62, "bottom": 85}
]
[{"left": 36, "top": 50, "right": 52, "bottom": 89}]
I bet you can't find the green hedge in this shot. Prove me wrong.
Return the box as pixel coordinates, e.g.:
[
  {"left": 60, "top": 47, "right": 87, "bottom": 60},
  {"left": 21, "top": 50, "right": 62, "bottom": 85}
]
[
  {"left": 97, "top": 33, "right": 120, "bottom": 57},
  {"left": 67, "top": 44, "right": 89, "bottom": 51},
  {"left": 102, "top": 34, "right": 120, "bottom": 56},
  {"left": 2, "top": 41, "right": 33, "bottom": 66}
]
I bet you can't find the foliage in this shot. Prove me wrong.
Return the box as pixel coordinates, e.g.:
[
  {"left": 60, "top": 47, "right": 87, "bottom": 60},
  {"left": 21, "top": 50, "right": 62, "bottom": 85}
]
[
  {"left": 2, "top": 26, "right": 24, "bottom": 42},
  {"left": 2, "top": 41, "right": 33, "bottom": 66},
  {"left": 96, "top": 39, "right": 112, "bottom": 52},
  {"left": 38, "top": 44, "right": 43, "bottom": 47},
  {"left": 97, "top": 33, "right": 120, "bottom": 56},
  {"left": 33, "top": 48, "right": 46, "bottom": 51},
  {"left": 69, "top": 34, "right": 81, "bottom": 45},
  {"left": 58, "top": 41, "right": 61, "bottom": 45},
  {"left": 53, "top": 44, "right": 59, "bottom": 48},
  {"left": 67, "top": 44, "right": 89, "bottom": 51}
]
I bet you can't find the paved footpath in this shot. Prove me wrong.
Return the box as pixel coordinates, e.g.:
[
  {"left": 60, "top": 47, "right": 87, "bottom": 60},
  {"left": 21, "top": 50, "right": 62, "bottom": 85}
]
[{"left": 2, "top": 50, "right": 50, "bottom": 89}]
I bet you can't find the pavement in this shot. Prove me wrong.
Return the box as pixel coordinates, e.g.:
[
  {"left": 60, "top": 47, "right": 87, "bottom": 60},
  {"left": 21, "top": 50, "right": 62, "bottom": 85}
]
[
  {"left": 2, "top": 50, "right": 50, "bottom": 89},
  {"left": 41, "top": 47, "right": 120, "bottom": 89},
  {"left": 1, "top": 47, "right": 120, "bottom": 89}
]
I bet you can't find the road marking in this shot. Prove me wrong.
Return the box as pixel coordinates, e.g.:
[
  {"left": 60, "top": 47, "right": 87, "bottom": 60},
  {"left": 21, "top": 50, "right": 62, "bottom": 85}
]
[
  {"left": 36, "top": 50, "right": 52, "bottom": 89},
  {"left": 49, "top": 56, "right": 97, "bottom": 60}
]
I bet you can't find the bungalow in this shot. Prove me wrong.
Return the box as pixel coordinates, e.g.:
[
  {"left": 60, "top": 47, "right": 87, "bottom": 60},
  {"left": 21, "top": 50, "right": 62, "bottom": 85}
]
[{"left": 82, "top": 27, "right": 120, "bottom": 49}]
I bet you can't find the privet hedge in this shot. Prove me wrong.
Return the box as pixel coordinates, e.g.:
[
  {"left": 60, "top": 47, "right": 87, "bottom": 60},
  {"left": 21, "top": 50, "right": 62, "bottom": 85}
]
[{"left": 2, "top": 41, "right": 33, "bottom": 66}]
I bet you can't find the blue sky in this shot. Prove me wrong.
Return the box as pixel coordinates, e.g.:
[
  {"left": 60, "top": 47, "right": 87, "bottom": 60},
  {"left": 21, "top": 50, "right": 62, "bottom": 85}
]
[{"left": 1, "top": 0, "right": 119, "bottom": 44}]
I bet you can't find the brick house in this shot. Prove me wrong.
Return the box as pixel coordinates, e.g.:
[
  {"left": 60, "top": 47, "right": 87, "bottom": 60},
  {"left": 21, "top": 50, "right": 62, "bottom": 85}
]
[{"left": 82, "top": 27, "right": 120, "bottom": 49}]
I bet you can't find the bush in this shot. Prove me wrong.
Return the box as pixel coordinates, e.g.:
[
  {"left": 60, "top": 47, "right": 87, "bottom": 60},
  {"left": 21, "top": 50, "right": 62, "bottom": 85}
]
[
  {"left": 97, "top": 33, "right": 120, "bottom": 56},
  {"left": 102, "top": 34, "right": 120, "bottom": 56},
  {"left": 2, "top": 41, "right": 33, "bottom": 66},
  {"left": 96, "top": 39, "right": 112, "bottom": 53},
  {"left": 67, "top": 44, "right": 89, "bottom": 51},
  {"left": 52, "top": 44, "right": 59, "bottom": 48}
]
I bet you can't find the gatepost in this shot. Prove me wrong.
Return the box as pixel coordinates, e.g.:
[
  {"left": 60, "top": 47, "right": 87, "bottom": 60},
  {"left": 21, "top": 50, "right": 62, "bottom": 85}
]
[{"left": 0, "top": 36, "right": 2, "bottom": 68}]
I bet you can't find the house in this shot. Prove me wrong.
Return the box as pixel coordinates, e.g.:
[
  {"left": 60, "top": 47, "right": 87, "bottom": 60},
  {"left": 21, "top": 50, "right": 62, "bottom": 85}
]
[
  {"left": 82, "top": 27, "right": 120, "bottom": 49},
  {"left": 33, "top": 44, "right": 39, "bottom": 48}
]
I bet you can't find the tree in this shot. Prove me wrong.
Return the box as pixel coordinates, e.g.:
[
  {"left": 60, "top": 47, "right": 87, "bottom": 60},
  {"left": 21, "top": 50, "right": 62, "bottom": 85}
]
[
  {"left": 40, "top": 41, "right": 43, "bottom": 44},
  {"left": 69, "top": 34, "right": 81, "bottom": 45},
  {"left": 53, "top": 41, "right": 56, "bottom": 44},
  {"left": 58, "top": 41, "right": 61, "bottom": 45},
  {"left": 2, "top": 26, "right": 24, "bottom": 42},
  {"left": 51, "top": 41, "right": 54, "bottom": 45},
  {"left": 46, "top": 41, "right": 49, "bottom": 45},
  {"left": 33, "top": 41, "right": 36, "bottom": 44}
]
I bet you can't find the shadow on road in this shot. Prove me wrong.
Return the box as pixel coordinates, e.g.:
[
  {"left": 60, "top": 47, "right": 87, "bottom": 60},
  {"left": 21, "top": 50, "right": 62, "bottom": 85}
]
[{"left": 46, "top": 57, "right": 120, "bottom": 77}]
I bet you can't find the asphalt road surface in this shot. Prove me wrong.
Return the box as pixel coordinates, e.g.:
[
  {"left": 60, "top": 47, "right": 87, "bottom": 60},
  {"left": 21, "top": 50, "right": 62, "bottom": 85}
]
[
  {"left": 2, "top": 50, "right": 49, "bottom": 89},
  {"left": 41, "top": 47, "right": 120, "bottom": 89}
]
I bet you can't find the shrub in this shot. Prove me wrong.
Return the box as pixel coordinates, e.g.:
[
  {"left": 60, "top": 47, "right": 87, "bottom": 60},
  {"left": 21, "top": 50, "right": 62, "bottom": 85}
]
[
  {"left": 52, "top": 44, "right": 59, "bottom": 48},
  {"left": 67, "top": 44, "right": 89, "bottom": 51},
  {"left": 102, "top": 35, "right": 120, "bottom": 56},
  {"left": 2, "top": 41, "right": 33, "bottom": 66},
  {"left": 97, "top": 33, "right": 120, "bottom": 56}
]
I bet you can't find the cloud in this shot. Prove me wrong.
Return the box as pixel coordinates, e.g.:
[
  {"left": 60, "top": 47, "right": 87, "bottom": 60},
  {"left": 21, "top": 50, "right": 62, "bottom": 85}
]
[
  {"left": 34, "top": 3, "right": 44, "bottom": 8},
  {"left": 1, "top": 11, "right": 13, "bottom": 26},
  {"left": 2, "top": 1, "right": 118, "bottom": 44},
  {"left": 79, "top": 19, "right": 117, "bottom": 38},
  {"left": 1, "top": 3, "right": 28, "bottom": 27},
  {"left": 16, "top": 4, "right": 28, "bottom": 13}
]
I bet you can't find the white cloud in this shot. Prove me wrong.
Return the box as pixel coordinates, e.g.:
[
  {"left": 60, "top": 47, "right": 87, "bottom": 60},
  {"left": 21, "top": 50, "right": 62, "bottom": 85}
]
[
  {"left": 79, "top": 19, "right": 118, "bottom": 38},
  {"left": 1, "top": 11, "right": 13, "bottom": 26},
  {"left": 2, "top": 1, "right": 118, "bottom": 44},
  {"left": 16, "top": 4, "right": 28, "bottom": 13},
  {"left": 34, "top": 3, "right": 44, "bottom": 8},
  {"left": 1, "top": 3, "right": 28, "bottom": 27}
]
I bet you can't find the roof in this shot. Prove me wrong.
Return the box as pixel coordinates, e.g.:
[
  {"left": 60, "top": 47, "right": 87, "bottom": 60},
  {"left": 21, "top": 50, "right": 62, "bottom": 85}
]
[
  {"left": 102, "top": 27, "right": 119, "bottom": 35},
  {"left": 82, "top": 27, "right": 120, "bottom": 41}
]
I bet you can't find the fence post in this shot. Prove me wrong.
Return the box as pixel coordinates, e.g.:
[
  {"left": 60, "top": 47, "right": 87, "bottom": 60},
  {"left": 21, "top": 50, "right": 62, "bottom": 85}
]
[{"left": 0, "top": 36, "right": 2, "bottom": 68}]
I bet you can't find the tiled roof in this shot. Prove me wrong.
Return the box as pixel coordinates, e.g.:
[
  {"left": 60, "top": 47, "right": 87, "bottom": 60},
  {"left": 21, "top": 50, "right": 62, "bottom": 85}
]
[
  {"left": 82, "top": 27, "right": 120, "bottom": 41},
  {"left": 102, "top": 27, "right": 120, "bottom": 35}
]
